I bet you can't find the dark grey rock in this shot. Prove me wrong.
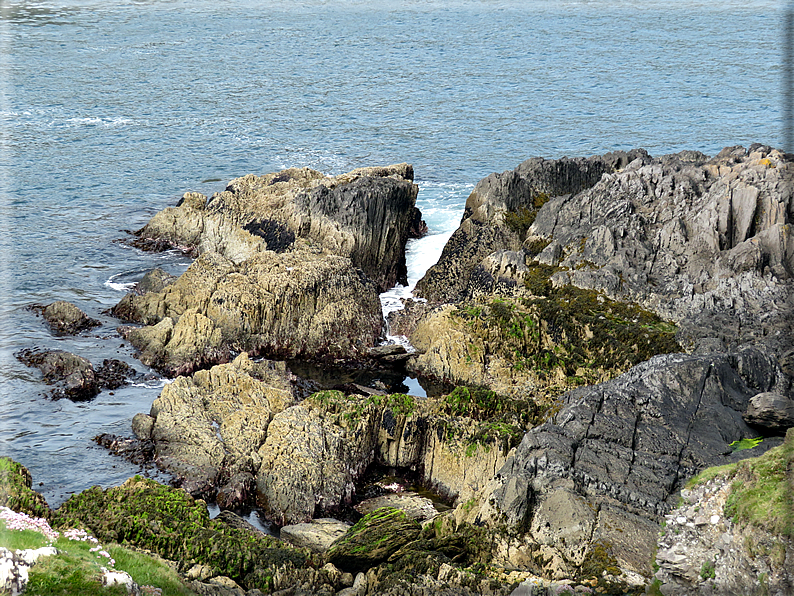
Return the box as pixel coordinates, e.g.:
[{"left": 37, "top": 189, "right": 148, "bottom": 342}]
[
  {"left": 32, "top": 301, "right": 100, "bottom": 336},
  {"left": 16, "top": 348, "right": 98, "bottom": 400},
  {"left": 743, "top": 392, "right": 794, "bottom": 432},
  {"left": 478, "top": 346, "right": 790, "bottom": 578}
]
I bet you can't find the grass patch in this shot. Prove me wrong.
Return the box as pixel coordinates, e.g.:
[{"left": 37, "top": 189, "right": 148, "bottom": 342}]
[
  {"left": 685, "top": 463, "right": 738, "bottom": 489},
  {"left": 722, "top": 430, "right": 794, "bottom": 537},
  {"left": 110, "top": 546, "right": 197, "bottom": 596},
  {"left": 730, "top": 436, "right": 763, "bottom": 451},
  {"left": 28, "top": 553, "right": 127, "bottom": 596},
  {"left": 0, "top": 519, "right": 50, "bottom": 550}
]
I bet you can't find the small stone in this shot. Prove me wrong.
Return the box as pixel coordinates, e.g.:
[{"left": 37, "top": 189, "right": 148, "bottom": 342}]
[{"left": 710, "top": 514, "right": 720, "bottom": 525}]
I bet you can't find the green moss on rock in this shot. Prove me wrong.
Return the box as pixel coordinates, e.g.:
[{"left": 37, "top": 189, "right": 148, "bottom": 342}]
[
  {"left": 0, "top": 457, "right": 51, "bottom": 519},
  {"left": 53, "top": 476, "right": 306, "bottom": 591},
  {"left": 326, "top": 507, "right": 421, "bottom": 573}
]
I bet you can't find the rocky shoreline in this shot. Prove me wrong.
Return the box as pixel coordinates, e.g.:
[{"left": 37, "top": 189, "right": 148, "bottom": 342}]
[{"left": 8, "top": 147, "right": 794, "bottom": 595}]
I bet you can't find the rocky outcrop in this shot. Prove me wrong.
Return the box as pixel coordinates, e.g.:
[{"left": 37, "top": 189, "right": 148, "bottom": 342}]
[
  {"left": 30, "top": 301, "right": 100, "bottom": 336},
  {"left": 456, "top": 346, "right": 791, "bottom": 588},
  {"left": 653, "top": 428, "right": 794, "bottom": 596},
  {"left": 132, "top": 353, "right": 297, "bottom": 505},
  {"left": 414, "top": 145, "right": 794, "bottom": 373},
  {"left": 414, "top": 150, "right": 648, "bottom": 304},
  {"left": 131, "top": 362, "right": 539, "bottom": 523},
  {"left": 114, "top": 164, "right": 424, "bottom": 375},
  {"left": 132, "top": 164, "right": 420, "bottom": 292},
  {"left": 116, "top": 249, "right": 383, "bottom": 375}
]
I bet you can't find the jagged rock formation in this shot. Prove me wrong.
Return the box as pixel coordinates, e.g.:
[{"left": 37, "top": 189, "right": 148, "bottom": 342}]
[
  {"left": 131, "top": 164, "right": 420, "bottom": 292},
  {"left": 415, "top": 144, "right": 794, "bottom": 372},
  {"left": 400, "top": 145, "right": 794, "bottom": 591},
  {"left": 130, "top": 356, "right": 539, "bottom": 522},
  {"left": 114, "top": 164, "right": 422, "bottom": 374},
  {"left": 457, "top": 347, "right": 790, "bottom": 588},
  {"left": 131, "top": 353, "right": 297, "bottom": 503}
]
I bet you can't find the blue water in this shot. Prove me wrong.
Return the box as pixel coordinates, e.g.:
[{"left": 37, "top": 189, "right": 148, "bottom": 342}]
[{"left": 0, "top": 0, "right": 786, "bottom": 506}]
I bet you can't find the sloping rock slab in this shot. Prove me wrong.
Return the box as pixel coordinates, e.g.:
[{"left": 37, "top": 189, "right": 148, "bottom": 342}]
[
  {"left": 280, "top": 519, "right": 352, "bottom": 553},
  {"left": 467, "top": 346, "right": 791, "bottom": 579},
  {"left": 326, "top": 507, "right": 421, "bottom": 573}
]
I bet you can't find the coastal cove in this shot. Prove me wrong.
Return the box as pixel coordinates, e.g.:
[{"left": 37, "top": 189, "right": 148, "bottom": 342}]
[{"left": 2, "top": 0, "right": 793, "bottom": 594}]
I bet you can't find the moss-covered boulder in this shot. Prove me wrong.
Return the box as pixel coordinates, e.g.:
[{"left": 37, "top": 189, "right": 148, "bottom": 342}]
[
  {"left": 53, "top": 476, "right": 307, "bottom": 592},
  {"left": 326, "top": 507, "right": 421, "bottom": 573},
  {"left": 0, "top": 458, "right": 50, "bottom": 519}
]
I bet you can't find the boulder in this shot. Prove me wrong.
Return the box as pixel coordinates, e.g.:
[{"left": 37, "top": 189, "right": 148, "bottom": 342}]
[
  {"left": 32, "top": 301, "right": 100, "bottom": 336},
  {"left": 326, "top": 507, "right": 422, "bottom": 573},
  {"left": 743, "top": 391, "right": 794, "bottom": 432},
  {"left": 354, "top": 492, "right": 438, "bottom": 522}
]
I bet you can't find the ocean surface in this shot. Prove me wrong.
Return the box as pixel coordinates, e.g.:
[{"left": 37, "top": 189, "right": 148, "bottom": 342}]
[{"left": 0, "top": 0, "right": 786, "bottom": 507}]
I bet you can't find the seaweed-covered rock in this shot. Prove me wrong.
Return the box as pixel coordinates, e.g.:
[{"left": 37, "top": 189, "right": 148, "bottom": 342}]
[
  {"left": 326, "top": 507, "right": 421, "bottom": 573},
  {"left": 54, "top": 476, "right": 307, "bottom": 592},
  {"left": 0, "top": 458, "right": 50, "bottom": 519},
  {"left": 280, "top": 519, "right": 352, "bottom": 553},
  {"left": 31, "top": 301, "right": 100, "bottom": 336},
  {"left": 414, "top": 145, "right": 794, "bottom": 373}
]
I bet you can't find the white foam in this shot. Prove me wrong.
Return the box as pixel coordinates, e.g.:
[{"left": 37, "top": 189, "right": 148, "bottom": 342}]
[
  {"left": 103, "top": 274, "right": 137, "bottom": 292},
  {"left": 378, "top": 182, "right": 466, "bottom": 345}
]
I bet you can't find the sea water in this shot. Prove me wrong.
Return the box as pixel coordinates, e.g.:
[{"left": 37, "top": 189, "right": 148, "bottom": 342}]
[{"left": 0, "top": 0, "right": 785, "bottom": 506}]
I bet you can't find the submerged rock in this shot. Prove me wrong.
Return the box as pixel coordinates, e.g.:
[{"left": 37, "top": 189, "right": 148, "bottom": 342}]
[
  {"left": 16, "top": 348, "right": 99, "bottom": 400},
  {"left": 16, "top": 349, "right": 138, "bottom": 400},
  {"left": 30, "top": 301, "right": 100, "bottom": 336}
]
